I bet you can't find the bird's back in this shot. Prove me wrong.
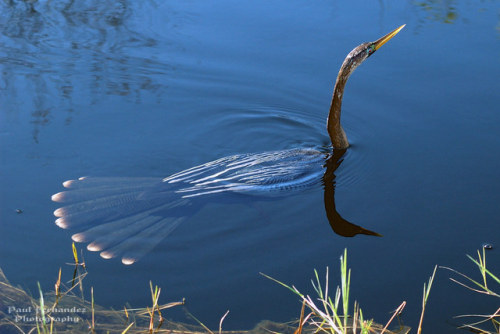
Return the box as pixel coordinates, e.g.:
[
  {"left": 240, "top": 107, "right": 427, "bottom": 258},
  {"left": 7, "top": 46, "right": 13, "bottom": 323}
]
[{"left": 163, "top": 148, "right": 327, "bottom": 198}]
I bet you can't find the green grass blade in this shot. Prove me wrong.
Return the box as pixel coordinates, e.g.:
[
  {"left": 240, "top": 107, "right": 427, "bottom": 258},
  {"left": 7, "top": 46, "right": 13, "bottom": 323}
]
[
  {"left": 260, "top": 272, "right": 305, "bottom": 298},
  {"left": 467, "top": 253, "right": 500, "bottom": 285}
]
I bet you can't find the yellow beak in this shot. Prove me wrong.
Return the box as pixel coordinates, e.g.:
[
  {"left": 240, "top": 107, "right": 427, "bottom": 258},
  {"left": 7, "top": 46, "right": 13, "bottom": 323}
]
[{"left": 374, "top": 24, "right": 406, "bottom": 50}]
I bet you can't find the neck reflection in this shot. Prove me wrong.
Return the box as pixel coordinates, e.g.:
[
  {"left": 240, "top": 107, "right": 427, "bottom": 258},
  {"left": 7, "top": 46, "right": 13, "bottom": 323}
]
[{"left": 323, "top": 149, "right": 381, "bottom": 237}]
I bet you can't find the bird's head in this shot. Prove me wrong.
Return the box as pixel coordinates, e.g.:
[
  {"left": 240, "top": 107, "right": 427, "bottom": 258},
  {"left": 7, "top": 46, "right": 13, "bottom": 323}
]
[{"left": 339, "top": 24, "right": 406, "bottom": 79}]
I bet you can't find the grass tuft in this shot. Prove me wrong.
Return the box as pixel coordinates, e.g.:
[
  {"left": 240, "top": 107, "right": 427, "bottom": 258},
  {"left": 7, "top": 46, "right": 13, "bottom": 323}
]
[
  {"left": 441, "top": 248, "right": 499, "bottom": 333},
  {"left": 261, "top": 249, "right": 405, "bottom": 334}
]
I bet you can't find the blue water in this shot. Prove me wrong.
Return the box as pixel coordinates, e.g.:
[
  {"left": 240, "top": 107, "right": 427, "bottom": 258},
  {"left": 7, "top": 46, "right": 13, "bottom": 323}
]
[{"left": 1, "top": 0, "right": 499, "bottom": 332}]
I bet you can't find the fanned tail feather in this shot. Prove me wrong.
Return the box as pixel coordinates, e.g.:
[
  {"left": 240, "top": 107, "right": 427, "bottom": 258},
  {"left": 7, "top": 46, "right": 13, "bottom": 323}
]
[
  {"left": 101, "top": 217, "right": 183, "bottom": 265},
  {"left": 52, "top": 177, "right": 188, "bottom": 265}
]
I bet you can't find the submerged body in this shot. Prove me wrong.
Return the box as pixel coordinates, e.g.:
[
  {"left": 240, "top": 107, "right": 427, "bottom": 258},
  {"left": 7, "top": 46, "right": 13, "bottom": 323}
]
[
  {"left": 163, "top": 148, "right": 326, "bottom": 197},
  {"left": 53, "top": 148, "right": 328, "bottom": 264},
  {"left": 52, "top": 25, "right": 405, "bottom": 264}
]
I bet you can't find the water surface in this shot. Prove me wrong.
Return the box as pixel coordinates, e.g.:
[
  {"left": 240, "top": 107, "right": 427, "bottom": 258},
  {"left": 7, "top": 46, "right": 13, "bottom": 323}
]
[{"left": 1, "top": 0, "right": 499, "bottom": 332}]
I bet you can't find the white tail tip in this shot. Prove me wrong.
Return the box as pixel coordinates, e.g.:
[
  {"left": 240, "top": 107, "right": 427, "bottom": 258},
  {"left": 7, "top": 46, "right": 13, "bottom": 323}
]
[
  {"left": 53, "top": 207, "right": 65, "bottom": 217},
  {"left": 52, "top": 192, "right": 65, "bottom": 202},
  {"left": 87, "top": 243, "right": 103, "bottom": 252},
  {"left": 122, "top": 258, "right": 136, "bottom": 265},
  {"left": 55, "top": 218, "right": 69, "bottom": 229},
  {"left": 71, "top": 233, "right": 85, "bottom": 243},
  {"left": 62, "top": 180, "right": 75, "bottom": 188},
  {"left": 100, "top": 251, "right": 113, "bottom": 259}
]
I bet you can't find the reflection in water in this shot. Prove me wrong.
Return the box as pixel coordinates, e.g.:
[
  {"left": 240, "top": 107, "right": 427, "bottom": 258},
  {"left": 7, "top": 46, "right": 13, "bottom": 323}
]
[
  {"left": 0, "top": 0, "right": 177, "bottom": 142},
  {"left": 412, "top": 0, "right": 458, "bottom": 24},
  {"left": 323, "top": 149, "right": 381, "bottom": 237},
  {"left": 410, "top": 0, "right": 499, "bottom": 36},
  {"left": 52, "top": 148, "right": 380, "bottom": 265}
]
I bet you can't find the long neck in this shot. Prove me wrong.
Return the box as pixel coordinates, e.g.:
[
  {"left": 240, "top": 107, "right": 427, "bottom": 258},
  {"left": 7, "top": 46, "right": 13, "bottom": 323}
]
[{"left": 327, "top": 57, "right": 356, "bottom": 149}]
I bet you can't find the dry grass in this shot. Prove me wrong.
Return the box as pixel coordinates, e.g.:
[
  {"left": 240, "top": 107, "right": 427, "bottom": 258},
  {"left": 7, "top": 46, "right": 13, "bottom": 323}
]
[
  {"left": 0, "top": 246, "right": 496, "bottom": 334},
  {"left": 0, "top": 264, "right": 294, "bottom": 334}
]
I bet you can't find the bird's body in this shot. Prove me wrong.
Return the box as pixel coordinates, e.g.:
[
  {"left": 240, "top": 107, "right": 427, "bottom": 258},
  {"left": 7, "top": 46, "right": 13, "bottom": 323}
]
[
  {"left": 163, "top": 148, "right": 326, "bottom": 197},
  {"left": 52, "top": 25, "right": 405, "bottom": 264},
  {"left": 53, "top": 148, "right": 327, "bottom": 264}
]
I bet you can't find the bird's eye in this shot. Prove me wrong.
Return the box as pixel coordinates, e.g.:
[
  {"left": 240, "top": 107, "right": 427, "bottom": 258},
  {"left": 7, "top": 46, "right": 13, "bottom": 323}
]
[{"left": 367, "top": 45, "right": 376, "bottom": 56}]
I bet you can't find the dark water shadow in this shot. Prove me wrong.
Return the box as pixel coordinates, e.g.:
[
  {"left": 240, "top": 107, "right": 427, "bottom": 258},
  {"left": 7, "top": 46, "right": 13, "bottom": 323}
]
[{"left": 322, "top": 149, "right": 381, "bottom": 237}]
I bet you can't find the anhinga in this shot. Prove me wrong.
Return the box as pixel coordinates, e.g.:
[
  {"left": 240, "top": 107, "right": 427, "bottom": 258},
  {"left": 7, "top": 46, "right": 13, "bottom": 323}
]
[{"left": 52, "top": 25, "right": 405, "bottom": 264}]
